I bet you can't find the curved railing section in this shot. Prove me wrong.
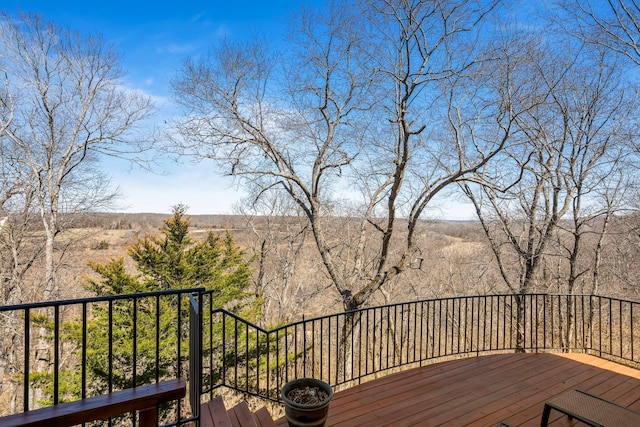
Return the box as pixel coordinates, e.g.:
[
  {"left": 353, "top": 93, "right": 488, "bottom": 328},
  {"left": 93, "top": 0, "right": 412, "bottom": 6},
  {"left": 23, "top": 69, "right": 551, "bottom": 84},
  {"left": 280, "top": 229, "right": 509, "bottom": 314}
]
[
  {"left": 1, "top": 292, "right": 639, "bottom": 425},
  {"left": 201, "top": 293, "right": 640, "bottom": 403}
]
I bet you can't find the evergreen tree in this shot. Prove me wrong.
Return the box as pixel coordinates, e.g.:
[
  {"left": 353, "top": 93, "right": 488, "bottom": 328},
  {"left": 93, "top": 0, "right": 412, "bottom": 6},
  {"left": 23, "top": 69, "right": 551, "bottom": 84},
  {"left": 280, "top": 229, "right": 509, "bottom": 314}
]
[
  {"left": 89, "top": 204, "right": 254, "bottom": 303},
  {"left": 33, "top": 205, "right": 261, "bottom": 405}
]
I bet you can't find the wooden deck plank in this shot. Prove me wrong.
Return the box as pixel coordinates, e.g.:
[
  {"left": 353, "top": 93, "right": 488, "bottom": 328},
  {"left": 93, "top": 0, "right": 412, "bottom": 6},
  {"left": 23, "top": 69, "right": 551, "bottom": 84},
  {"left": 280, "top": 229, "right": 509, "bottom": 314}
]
[
  {"left": 333, "top": 355, "right": 562, "bottom": 426},
  {"left": 200, "top": 401, "right": 216, "bottom": 427},
  {"left": 472, "top": 362, "right": 615, "bottom": 425},
  {"left": 254, "top": 407, "right": 277, "bottom": 427},
  {"left": 273, "top": 353, "right": 640, "bottom": 426},
  {"left": 205, "top": 397, "right": 235, "bottom": 427},
  {"left": 229, "top": 402, "right": 258, "bottom": 427},
  {"left": 381, "top": 361, "right": 546, "bottom": 425},
  {"left": 481, "top": 356, "right": 616, "bottom": 426},
  {"left": 330, "top": 354, "right": 529, "bottom": 420}
]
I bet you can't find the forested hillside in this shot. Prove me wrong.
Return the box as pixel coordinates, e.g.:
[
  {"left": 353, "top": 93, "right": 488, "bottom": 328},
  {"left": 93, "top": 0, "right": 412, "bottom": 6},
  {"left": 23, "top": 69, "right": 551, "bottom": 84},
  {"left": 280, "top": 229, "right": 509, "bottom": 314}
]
[{"left": 3, "top": 211, "right": 637, "bottom": 325}]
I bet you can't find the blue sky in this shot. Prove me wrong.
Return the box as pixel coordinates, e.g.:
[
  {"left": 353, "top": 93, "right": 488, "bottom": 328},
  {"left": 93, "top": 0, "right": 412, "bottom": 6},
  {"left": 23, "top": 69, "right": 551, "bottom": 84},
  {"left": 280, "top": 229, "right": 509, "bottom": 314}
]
[
  {"left": 6, "top": 0, "right": 318, "bottom": 216},
  {"left": 5, "top": 0, "right": 476, "bottom": 220},
  {"left": 9, "top": 1, "right": 312, "bottom": 94}
]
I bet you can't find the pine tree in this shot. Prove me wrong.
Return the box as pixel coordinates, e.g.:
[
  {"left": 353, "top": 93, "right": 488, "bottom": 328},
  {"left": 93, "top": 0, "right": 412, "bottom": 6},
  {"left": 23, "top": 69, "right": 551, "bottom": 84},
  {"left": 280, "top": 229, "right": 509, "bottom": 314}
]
[{"left": 33, "top": 205, "right": 261, "bottom": 407}]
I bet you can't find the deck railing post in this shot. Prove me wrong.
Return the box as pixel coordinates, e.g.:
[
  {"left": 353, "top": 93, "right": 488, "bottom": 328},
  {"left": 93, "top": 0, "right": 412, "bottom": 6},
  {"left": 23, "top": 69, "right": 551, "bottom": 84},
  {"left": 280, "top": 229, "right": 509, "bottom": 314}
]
[{"left": 189, "top": 292, "right": 203, "bottom": 427}]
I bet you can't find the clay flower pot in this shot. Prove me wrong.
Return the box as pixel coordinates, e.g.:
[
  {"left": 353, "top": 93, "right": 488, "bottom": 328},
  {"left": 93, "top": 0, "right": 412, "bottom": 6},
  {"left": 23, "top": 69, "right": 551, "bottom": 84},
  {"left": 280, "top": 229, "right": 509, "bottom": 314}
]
[{"left": 281, "top": 378, "right": 333, "bottom": 427}]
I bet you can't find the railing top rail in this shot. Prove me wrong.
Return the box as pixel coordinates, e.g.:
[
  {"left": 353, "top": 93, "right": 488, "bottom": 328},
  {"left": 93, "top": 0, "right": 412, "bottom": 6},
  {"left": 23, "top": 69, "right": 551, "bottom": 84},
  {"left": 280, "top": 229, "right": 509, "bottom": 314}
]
[
  {"left": 208, "top": 293, "right": 640, "bottom": 335},
  {"left": 210, "top": 306, "right": 270, "bottom": 333},
  {"left": 0, "top": 287, "right": 207, "bottom": 312},
  {"left": 5, "top": 291, "right": 638, "bottom": 316},
  {"left": 545, "top": 293, "right": 640, "bottom": 304}
]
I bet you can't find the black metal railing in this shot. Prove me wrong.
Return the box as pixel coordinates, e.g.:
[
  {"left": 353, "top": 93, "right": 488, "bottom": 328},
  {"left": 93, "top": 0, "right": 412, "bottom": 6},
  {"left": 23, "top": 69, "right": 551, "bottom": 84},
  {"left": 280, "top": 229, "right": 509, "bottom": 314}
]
[
  {"left": 0, "top": 288, "right": 203, "bottom": 426},
  {"left": 2, "top": 292, "right": 640, "bottom": 425},
  {"left": 200, "top": 294, "right": 640, "bottom": 403}
]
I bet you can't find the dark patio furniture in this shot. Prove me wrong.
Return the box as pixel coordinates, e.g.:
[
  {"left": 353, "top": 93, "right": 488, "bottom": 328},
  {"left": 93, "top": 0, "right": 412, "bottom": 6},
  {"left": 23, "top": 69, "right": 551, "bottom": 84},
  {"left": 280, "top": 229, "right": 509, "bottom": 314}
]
[{"left": 541, "top": 388, "right": 640, "bottom": 427}]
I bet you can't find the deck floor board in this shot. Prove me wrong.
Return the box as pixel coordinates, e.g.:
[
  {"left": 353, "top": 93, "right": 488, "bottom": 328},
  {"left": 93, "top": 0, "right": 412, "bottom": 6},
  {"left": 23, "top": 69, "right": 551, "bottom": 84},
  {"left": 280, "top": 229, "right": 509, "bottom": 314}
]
[{"left": 274, "top": 353, "right": 640, "bottom": 426}]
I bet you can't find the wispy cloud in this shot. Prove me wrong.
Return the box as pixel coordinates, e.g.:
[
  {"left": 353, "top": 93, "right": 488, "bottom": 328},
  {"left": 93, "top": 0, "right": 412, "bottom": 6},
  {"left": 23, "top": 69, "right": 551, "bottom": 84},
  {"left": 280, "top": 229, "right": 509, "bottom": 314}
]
[
  {"left": 157, "top": 42, "right": 197, "bottom": 55},
  {"left": 214, "top": 24, "right": 230, "bottom": 39},
  {"left": 190, "top": 12, "right": 205, "bottom": 23}
]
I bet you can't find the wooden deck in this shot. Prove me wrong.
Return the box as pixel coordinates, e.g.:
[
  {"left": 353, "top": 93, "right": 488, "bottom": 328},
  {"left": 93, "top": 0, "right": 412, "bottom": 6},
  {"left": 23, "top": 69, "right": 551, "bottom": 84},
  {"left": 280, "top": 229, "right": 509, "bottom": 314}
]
[{"left": 273, "top": 353, "right": 640, "bottom": 426}]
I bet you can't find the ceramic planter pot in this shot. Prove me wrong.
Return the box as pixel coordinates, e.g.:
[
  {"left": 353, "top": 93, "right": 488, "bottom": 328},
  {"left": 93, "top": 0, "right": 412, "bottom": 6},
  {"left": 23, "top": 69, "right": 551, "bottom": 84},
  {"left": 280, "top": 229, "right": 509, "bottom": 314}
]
[{"left": 281, "top": 378, "right": 333, "bottom": 427}]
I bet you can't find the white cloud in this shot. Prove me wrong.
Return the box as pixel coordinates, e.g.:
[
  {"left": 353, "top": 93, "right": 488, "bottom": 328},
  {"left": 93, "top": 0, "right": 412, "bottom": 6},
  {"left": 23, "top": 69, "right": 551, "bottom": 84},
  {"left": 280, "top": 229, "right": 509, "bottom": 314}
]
[
  {"left": 108, "top": 158, "right": 244, "bottom": 214},
  {"left": 214, "top": 24, "right": 230, "bottom": 39},
  {"left": 157, "top": 43, "right": 197, "bottom": 55}
]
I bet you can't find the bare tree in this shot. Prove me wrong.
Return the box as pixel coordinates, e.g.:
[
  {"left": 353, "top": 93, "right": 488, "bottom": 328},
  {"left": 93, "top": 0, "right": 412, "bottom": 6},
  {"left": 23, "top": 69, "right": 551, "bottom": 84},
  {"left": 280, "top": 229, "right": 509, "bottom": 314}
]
[
  {"left": 236, "top": 192, "right": 321, "bottom": 323},
  {"left": 558, "top": 158, "right": 634, "bottom": 296},
  {"left": 170, "top": 0, "right": 517, "bottom": 313},
  {"left": 559, "top": 0, "right": 640, "bottom": 65},
  {"left": 0, "top": 67, "right": 11, "bottom": 137},
  {"left": 0, "top": 11, "right": 155, "bottom": 300},
  {"left": 462, "top": 27, "right": 636, "bottom": 349}
]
